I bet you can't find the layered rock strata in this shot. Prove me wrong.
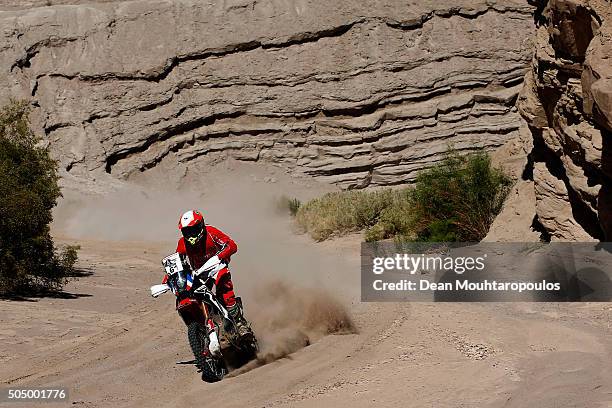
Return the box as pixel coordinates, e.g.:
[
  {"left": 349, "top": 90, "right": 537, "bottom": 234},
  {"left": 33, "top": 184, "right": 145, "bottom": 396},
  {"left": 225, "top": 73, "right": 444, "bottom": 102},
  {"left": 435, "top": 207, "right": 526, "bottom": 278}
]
[{"left": 1, "top": 0, "right": 535, "bottom": 188}]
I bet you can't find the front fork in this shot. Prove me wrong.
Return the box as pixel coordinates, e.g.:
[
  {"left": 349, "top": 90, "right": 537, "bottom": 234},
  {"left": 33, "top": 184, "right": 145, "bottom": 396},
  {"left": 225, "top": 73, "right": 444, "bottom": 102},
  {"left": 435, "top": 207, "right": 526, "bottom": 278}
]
[{"left": 201, "top": 302, "right": 221, "bottom": 357}]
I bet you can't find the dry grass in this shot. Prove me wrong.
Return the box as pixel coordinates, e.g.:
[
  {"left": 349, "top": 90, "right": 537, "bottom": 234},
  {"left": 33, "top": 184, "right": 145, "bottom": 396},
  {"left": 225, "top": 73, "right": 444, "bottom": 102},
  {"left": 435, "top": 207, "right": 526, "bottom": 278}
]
[{"left": 295, "top": 189, "right": 408, "bottom": 241}]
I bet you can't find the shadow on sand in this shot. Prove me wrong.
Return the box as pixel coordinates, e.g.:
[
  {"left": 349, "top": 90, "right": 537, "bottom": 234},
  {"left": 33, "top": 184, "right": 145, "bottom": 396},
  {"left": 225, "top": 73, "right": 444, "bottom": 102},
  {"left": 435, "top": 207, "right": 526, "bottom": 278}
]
[{"left": 0, "top": 267, "right": 94, "bottom": 302}]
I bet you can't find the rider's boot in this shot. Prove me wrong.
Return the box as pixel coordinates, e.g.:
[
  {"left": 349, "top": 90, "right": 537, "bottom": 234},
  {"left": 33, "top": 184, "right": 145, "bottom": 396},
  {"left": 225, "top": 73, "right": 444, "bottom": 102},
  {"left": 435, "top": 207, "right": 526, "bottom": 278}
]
[{"left": 227, "top": 302, "right": 253, "bottom": 341}]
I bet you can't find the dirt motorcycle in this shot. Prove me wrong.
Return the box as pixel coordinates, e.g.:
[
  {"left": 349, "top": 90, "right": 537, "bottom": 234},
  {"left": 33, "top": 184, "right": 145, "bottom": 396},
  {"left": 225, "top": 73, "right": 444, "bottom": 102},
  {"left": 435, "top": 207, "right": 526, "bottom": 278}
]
[{"left": 150, "top": 252, "right": 258, "bottom": 382}]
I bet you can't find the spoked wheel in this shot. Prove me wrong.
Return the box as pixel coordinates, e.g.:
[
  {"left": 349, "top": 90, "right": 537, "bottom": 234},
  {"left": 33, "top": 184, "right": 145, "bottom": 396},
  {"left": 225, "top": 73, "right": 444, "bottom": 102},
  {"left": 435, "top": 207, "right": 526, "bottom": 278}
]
[{"left": 187, "top": 321, "right": 227, "bottom": 382}]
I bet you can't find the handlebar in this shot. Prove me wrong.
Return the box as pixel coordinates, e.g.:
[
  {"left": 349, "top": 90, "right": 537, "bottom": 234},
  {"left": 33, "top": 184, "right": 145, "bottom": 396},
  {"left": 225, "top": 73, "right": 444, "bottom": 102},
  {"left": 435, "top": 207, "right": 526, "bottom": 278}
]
[
  {"left": 155, "top": 252, "right": 227, "bottom": 298},
  {"left": 193, "top": 255, "right": 226, "bottom": 278}
]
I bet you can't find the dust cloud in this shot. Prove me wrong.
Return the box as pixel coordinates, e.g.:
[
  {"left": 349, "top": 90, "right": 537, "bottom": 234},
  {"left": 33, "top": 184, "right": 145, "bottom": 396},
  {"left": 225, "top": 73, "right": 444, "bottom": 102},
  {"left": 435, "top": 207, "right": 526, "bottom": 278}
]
[{"left": 234, "top": 281, "right": 356, "bottom": 375}]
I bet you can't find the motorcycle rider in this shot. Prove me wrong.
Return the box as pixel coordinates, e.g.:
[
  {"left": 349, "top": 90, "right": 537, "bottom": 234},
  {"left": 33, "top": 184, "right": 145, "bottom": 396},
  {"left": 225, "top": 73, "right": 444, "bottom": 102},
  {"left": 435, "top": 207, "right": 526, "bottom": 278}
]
[{"left": 168, "top": 209, "right": 252, "bottom": 340}]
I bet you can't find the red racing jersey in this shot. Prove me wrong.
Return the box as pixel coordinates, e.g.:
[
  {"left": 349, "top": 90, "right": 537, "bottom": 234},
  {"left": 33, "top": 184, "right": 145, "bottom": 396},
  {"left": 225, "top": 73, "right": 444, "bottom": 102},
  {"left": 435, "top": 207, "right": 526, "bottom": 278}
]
[{"left": 176, "top": 225, "right": 237, "bottom": 270}]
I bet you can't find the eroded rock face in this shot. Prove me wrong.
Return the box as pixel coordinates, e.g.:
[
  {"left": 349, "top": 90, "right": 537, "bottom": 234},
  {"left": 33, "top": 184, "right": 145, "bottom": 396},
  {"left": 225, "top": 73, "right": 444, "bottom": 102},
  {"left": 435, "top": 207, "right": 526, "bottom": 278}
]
[
  {"left": 1, "top": 0, "right": 535, "bottom": 188},
  {"left": 518, "top": 0, "right": 611, "bottom": 241},
  {"left": 484, "top": 124, "right": 541, "bottom": 242}
]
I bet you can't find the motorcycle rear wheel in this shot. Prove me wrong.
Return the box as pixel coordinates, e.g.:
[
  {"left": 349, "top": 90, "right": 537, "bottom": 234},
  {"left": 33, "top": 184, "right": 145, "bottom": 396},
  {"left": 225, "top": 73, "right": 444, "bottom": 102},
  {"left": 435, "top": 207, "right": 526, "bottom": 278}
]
[{"left": 187, "top": 321, "right": 227, "bottom": 382}]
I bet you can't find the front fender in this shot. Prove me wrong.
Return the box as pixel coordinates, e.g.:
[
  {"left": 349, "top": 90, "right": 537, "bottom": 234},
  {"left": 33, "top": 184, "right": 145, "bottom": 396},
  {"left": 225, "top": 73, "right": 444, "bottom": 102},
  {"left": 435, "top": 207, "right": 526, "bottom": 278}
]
[{"left": 177, "top": 298, "right": 206, "bottom": 326}]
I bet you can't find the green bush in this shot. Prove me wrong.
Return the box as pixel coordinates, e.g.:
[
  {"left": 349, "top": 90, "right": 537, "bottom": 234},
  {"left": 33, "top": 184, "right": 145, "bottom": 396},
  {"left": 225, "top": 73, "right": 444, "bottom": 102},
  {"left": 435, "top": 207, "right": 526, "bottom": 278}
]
[
  {"left": 0, "top": 99, "right": 78, "bottom": 295},
  {"left": 295, "top": 150, "right": 512, "bottom": 242},
  {"left": 409, "top": 150, "right": 512, "bottom": 242}
]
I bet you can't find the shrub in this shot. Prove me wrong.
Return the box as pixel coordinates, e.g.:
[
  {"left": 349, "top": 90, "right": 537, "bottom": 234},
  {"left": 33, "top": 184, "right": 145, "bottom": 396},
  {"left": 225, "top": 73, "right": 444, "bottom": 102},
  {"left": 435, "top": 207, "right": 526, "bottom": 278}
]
[
  {"left": 287, "top": 197, "right": 302, "bottom": 216},
  {"left": 0, "top": 99, "right": 78, "bottom": 295},
  {"left": 408, "top": 150, "right": 512, "bottom": 242},
  {"left": 276, "top": 196, "right": 302, "bottom": 216}
]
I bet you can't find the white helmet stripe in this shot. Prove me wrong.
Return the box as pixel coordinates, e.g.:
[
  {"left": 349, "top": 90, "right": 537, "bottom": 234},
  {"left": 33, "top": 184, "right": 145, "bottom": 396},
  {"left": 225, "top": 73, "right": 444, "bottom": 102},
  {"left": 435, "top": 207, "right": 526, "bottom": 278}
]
[{"left": 180, "top": 210, "right": 195, "bottom": 228}]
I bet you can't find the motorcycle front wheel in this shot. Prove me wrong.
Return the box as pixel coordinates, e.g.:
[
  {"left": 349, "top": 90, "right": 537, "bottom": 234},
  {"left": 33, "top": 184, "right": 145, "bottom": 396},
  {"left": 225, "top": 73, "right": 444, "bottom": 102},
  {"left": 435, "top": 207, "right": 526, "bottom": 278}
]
[{"left": 187, "top": 321, "right": 227, "bottom": 382}]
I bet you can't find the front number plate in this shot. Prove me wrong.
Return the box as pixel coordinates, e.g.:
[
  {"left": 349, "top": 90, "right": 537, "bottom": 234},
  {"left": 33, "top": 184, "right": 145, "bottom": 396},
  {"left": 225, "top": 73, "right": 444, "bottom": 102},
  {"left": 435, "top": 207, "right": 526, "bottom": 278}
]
[{"left": 162, "top": 252, "right": 183, "bottom": 275}]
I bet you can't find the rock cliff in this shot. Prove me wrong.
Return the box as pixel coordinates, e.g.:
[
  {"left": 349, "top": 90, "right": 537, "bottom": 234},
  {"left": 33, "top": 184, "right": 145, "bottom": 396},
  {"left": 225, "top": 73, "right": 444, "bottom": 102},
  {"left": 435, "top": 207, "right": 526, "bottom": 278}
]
[
  {"left": 517, "top": 0, "right": 611, "bottom": 240},
  {"left": 1, "top": 0, "right": 534, "bottom": 188}
]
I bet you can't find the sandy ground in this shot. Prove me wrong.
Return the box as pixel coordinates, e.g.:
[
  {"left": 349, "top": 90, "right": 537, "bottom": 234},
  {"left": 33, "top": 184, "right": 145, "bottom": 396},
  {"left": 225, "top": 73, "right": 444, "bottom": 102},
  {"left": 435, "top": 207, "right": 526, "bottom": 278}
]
[
  {"left": 1, "top": 161, "right": 612, "bottom": 407},
  {"left": 2, "top": 236, "right": 611, "bottom": 408}
]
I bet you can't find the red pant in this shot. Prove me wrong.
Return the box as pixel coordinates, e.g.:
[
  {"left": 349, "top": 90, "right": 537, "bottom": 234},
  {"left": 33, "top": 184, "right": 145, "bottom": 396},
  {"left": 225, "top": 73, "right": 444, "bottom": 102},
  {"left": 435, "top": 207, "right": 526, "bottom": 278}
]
[{"left": 215, "top": 268, "right": 236, "bottom": 307}]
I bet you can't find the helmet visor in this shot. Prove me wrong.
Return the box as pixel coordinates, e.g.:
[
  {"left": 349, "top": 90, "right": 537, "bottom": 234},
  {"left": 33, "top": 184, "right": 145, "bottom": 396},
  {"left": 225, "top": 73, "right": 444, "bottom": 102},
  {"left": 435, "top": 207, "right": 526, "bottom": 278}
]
[{"left": 182, "top": 223, "right": 204, "bottom": 245}]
